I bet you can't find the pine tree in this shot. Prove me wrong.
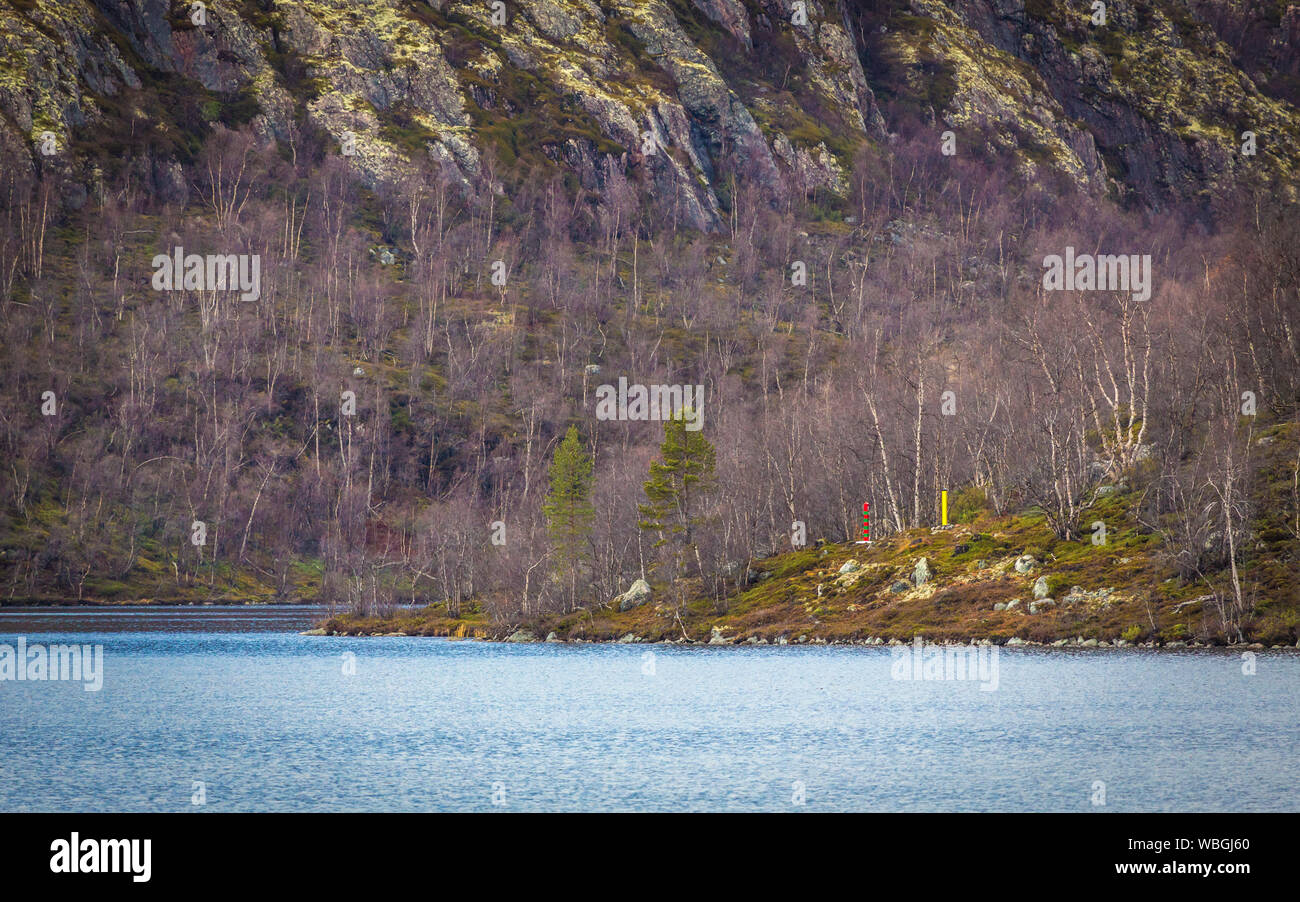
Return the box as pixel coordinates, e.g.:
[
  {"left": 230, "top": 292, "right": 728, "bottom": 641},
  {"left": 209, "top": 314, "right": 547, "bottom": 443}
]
[
  {"left": 638, "top": 409, "right": 716, "bottom": 591},
  {"left": 542, "top": 425, "right": 595, "bottom": 610}
]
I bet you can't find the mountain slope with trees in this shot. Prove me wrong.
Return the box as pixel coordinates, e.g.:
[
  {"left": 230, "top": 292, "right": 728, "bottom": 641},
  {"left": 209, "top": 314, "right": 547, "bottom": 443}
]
[{"left": 0, "top": 1, "right": 1297, "bottom": 648}]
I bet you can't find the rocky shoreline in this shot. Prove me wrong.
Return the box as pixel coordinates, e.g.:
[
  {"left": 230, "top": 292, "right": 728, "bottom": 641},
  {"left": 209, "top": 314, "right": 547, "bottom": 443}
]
[
  {"left": 301, "top": 504, "right": 1300, "bottom": 649},
  {"left": 301, "top": 626, "right": 1300, "bottom": 651}
]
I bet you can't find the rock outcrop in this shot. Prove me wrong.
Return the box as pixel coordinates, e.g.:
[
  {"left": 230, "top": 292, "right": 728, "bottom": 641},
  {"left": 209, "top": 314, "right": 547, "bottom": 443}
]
[{"left": 2, "top": 0, "right": 1294, "bottom": 222}]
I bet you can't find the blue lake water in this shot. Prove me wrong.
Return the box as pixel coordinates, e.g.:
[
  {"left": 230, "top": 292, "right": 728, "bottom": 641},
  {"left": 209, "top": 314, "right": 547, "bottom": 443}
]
[{"left": 0, "top": 606, "right": 1296, "bottom": 812}]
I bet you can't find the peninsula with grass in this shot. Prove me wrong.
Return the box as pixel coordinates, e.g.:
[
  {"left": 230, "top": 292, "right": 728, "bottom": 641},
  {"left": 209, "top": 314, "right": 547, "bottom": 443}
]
[{"left": 317, "top": 417, "right": 1300, "bottom": 649}]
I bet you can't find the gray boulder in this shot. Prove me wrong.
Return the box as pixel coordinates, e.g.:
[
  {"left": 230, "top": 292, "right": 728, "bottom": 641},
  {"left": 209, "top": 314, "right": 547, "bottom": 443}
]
[
  {"left": 617, "top": 578, "right": 653, "bottom": 611},
  {"left": 1033, "top": 576, "right": 1050, "bottom": 599},
  {"left": 1014, "top": 554, "right": 1037, "bottom": 573},
  {"left": 838, "top": 560, "right": 860, "bottom": 574},
  {"left": 913, "top": 557, "right": 932, "bottom": 586},
  {"left": 505, "top": 630, "right": 537, "bottom": 642}
]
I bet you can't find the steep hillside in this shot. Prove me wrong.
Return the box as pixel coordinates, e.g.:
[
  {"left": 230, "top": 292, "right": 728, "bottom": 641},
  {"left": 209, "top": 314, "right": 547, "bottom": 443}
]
[
  {"left": 3, "top": 0, "right": 1297, "bottom": 218},
  {"left": 1, "top": 1, "right": 1298, "bottom": 624}
]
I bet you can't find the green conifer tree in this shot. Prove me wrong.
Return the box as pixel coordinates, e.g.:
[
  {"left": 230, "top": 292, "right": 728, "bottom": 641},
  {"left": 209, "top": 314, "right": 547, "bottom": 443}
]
[
  {"left": 542, "top": 425, "right": 595, "bottom": 610},
  {"left": 638, "top": 409, "right": 716, "bottom": 596}
]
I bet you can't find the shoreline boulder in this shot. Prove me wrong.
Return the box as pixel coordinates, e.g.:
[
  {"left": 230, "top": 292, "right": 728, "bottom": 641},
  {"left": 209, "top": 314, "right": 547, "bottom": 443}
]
[{"left": 616, "top": 579, "right": 653, "bottom": 611}]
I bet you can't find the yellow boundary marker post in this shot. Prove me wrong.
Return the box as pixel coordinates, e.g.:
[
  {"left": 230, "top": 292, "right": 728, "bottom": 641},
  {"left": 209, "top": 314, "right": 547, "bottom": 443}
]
[{"left": 941, "top": 490, "right": 948, "bottom": 527}]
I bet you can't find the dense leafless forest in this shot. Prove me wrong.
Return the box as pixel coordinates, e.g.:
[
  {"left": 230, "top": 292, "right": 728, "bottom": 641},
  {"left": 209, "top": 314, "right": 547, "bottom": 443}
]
[{"left": 2, "top": 106, "right": 1296, "bottom": 626}]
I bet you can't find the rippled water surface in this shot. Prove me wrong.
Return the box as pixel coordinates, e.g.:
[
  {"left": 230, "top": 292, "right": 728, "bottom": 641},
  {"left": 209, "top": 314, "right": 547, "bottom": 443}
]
[{"left": 1, "top": 606, "right": 1296, "bottom": 811}]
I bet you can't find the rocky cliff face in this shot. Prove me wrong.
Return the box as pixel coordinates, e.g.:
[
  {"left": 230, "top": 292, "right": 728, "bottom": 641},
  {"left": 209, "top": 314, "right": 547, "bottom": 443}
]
[
  {"left": 924, "top": 0, "right": 1300, "bottom": 207},
  {"left": 2, "top": 0, "right": 1296, "bottom": 223}
]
